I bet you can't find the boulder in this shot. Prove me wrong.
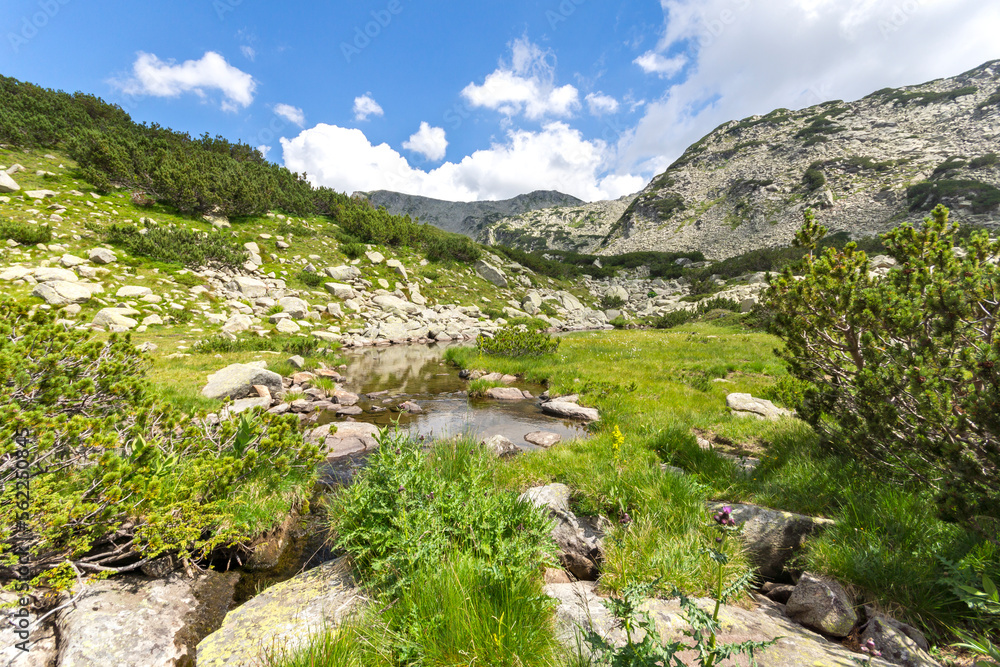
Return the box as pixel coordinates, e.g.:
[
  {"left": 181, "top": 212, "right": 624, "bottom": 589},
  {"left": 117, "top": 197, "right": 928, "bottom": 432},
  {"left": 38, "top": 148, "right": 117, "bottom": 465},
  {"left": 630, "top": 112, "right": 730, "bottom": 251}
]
[
  {"left": 60, "top": 254, "right": 87, "bottom": 268},
  {"left": 92, "top": 308, "right": 139, "bottom": 330},
  {"left": 314, "top": 422, "right": 382, "bottom": 460},
  {"left": 372, "top": 294, "right": 419, "bottom": 315},
  {"left": 475, "top": 260, "right": 508, "bottom": 288},
  {"left": 525, "top": 431, "right": 562, "bottom": 448},
  {"left": 276, "top": 319, "right": 301, "bottom": 334},
  {"left": 486, "top": 387, "right": 527, "bottom": 401},
  {"left": 557, "top": 291, "right": 585, "bottom": 312},
  {"left": 278, "top": 296, "right": 309, "bottom": 319},
  {"left": 398, "top": 401, "right": 422, "bottom": 413},
  {"left": 726, "top": 393, "right": 793, "bottom": 421},
  {"left": 365, "top": 251, "right": 385, "bottom": 264},
  {"left": 288, "top": 355, "right": 305, "bottom": 369},
  {"left": 541, "top": 400, "right": 599, "bottom": 422},
  {"left": 324, "top": 282, "right": 356, "bottom": 300},
  {"left": 481, "top": 434, "right": 520, "bottom": 458},
  {"left": 386, "top": 259, "right": 408, "bottom": 280},
  {"left": 222, "top": 397, "right": 273, "bottom": 417},
  {"left": 325, "top": 265, "right": 361, "bottom": 281},
  {"left": 31, "top": 280, "right": 95, "bottom": 306},
  {"left": 546, "top": 581, "right": 891, "bottom": 666},
  {"left": 88, "top": 248, "right": 117, "bottom": 264},
  {"left": 785, "top": 572, "right": 858, "bottom": 638},
  {"left": 196, "top": 558, "right": 362, "bottom": 667},
  {"left": 706, "top": 502, "right": 834, "bottom": 579},
  {"left": 202, "top": 363, "right": 283, "bottom": 400},
  {"left": 605, "top": 285, "right": 629, "bottom": 302},
  {"left": 222, "top": 313, "right": 253, "bottom": 334},
  {"left": 142, "top": 314, "right": 164, "bottom": 326},
  {"left": 861, "top": 615, "right": 937, "bottom": 667},
  {"left": 116, "top": 285, "right": 152, "bottom": 298},
  {"left": 55, "top": 570, "right": 237, "bottom": 667},
  {"left": 32, "top": 267, "right": 78, "bottom": 283},
  {"left": 0, "top": 266, "right": 32, "bottom": 282},
  {"left": 226, "top": 276, "right": 268, "bottom": 298},
  {"left": 24, "top": 190, "right": 56, "bottom": 199},
  {"left": 521, "top": 484, "right": 603, "bottom": 581},
  {"left": 0, "top": 171, "right": 19, "bottom": 193}
]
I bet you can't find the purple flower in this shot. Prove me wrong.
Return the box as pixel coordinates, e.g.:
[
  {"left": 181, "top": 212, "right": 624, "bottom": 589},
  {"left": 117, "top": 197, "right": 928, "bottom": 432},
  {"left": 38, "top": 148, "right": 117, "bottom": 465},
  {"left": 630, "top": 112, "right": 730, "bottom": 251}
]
[{"left": 713, "top": 506, "right": 737, "bottom": 527}]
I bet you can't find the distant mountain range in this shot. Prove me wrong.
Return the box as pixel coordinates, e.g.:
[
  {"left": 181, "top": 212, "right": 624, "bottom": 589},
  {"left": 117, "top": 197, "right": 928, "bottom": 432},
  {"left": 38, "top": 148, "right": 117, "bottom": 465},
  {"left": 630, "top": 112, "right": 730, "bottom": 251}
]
[{"left": 364, "top": 59, "right": 1000, "bottom": 261}]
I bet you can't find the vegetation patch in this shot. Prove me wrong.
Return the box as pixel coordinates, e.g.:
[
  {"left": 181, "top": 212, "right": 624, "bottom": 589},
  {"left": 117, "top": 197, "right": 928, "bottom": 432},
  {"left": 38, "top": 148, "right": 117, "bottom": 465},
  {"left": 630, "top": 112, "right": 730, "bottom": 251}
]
[
  {"left": 0, "top": 218, "right": 51, "bottom": 245},
  {"left": 877, "top": 85, "right": 978, "bottom": 106},
  {"left": 477, "top": 324, "right": 559, "bottom": 358},
  {"left": 907, "top": 179, "right": 1000, "bottom": 213},
  {"left": 802, "top": 162, "right": 827, "bottom": 190},
  {"left": 94, "top": 220, "right": 249, "bottom": 270}
]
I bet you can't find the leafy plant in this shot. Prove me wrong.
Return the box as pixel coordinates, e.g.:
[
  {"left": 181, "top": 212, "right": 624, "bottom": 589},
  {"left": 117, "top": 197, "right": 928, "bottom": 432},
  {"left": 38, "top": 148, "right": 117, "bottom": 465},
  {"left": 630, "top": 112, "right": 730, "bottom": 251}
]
[
  {"left": 340, "top": 242, "right": 365, "bottom": 260},
  {"left": 95, "top": 220, "right": 249, "bottom": 270},
  {"left": 477, "top": 324, "right": 559, "bottom": 358},
  {"left": 764, "top": 206, "right": 1000, "bottom": 536},
  {"left": 601, "top": 295, "right": 627, "bottom": 310},
  {"left": 0, "top": 219, "right": 51, "bottom": 245}
]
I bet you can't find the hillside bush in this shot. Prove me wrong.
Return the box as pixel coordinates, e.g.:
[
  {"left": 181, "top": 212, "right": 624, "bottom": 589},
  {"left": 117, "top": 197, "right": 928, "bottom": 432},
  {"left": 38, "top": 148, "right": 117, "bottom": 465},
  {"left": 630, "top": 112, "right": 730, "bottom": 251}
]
[
  {"left": 764, "top": 206, "right": 1000, "bottom": 537},
  {"left": 95, "top": 220, "right": 248, "bottom": 270},
  {"left": 0, "top": 219, "right": 52, "bottom": 245},
  {"left": 477, "top": 324, "right": 559, "bottom": 358},
  {"left": 907, "top": 179, "right": 1000, "bottom": 214},
  {"left": 0, "top": 297, "right": 320, "bottom": 579},
  {"left": 600, "top": 294, "right": 626, "bottom": 310}
]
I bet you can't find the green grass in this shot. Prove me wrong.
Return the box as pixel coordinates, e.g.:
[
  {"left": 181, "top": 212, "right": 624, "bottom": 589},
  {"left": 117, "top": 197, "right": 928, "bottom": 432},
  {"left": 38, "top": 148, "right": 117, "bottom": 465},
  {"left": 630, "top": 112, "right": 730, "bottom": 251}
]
[{"left": 467, "top": 378, "right": 506, "bottom": 397}]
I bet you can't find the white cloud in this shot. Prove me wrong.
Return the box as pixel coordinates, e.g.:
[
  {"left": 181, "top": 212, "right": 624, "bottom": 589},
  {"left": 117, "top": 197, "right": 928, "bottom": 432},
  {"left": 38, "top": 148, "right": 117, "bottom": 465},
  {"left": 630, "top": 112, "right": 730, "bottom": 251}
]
[
  {"left": 274, "top": 103, "right": 305, "bottom": 128},
  {"left": 113, "top": 51, "right": 256, "bottom": 110},
  {"left": 633, "top": 52, "right": 688, "bottom": 78},
  {"left": 461, "top": 37, "right": 580, "bottom": 120},
  {"left": 353, "top": 94, "right": 384, "bottom": 121},
  {"left": 403, "top": 122, "right": 448, "bottom": 161},
  {"left": 258, "top": 145, "right": 271, "bottom": 158},
  {"left": 281, "top": 122, "right": 644, "bottom": 202},
  {"left": 586, "top": 92, "right": 620, "bottom": 116},
  {"left": 617, "top": 0, "right": 1000, "bottom": 175},
  {"left": 241, "top": 45, "right": 256, "bottom": 61}
]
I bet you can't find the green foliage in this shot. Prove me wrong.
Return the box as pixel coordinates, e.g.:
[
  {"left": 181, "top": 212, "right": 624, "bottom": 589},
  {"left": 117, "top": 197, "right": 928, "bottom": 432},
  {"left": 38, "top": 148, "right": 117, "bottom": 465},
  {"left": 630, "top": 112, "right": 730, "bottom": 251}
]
[
  {"left": 95, "top": 220, "right": 248, "bottom": 270},
  {"left": 477, "top": 324, "right": 560, "bottom": 358},
  {"left": 295, "top": 269, "right": 324, "bottom": 288},
  {"left": 652, "top": 310, "right": 695, "bottom": 330},
  {"left": 765, "top": 206, "right": 1000, "bottom": 533},
  {"left": 601, "top": 294, "right": 626, "bottom": 310},
  {"left": 907, "top": 179, "right": 1000, "bottom": 214},
  {"left": 0, "top": 219, "right": 51, "bottom": 245},
  {"left": 796, "top": 113, "right": 845, "bottom": 146},
  {"left": 932, "top": 156, "right": 969, "bottom": 178},
  {"left": 0, "top": 297, "right": 320, "bottom": 577},
  {"left": 802, "top": 162, "right": 827, "bottom": 190},
  {"left": 649, "top": 193, "right": 686, "bottom": 219},
  {"left": 879, "top": 85, "right": 978, "bottom": 107},
  {"left": 491, "top": 245, "right": 703, "bottom": 281},
  {"left": 970, "top": 153, "right": 1000, "bottom": 169},
  {"left": 330, "top": 432, "right": 554, "bottom": 598},
  {"left": 192, "top": 334, "right": 335, "bottom": 357},
  {"left": 979, "top": 88, "right": 1000, "bottom": 110},
  {"left": 467, "top": 378, "right": 507, "bottom": 398},
  {"left": 339, "top": 242, "right": 365, "bottom": 259},
  {"left": 424, "top": 233, "right": 482, "bottom": 264}
]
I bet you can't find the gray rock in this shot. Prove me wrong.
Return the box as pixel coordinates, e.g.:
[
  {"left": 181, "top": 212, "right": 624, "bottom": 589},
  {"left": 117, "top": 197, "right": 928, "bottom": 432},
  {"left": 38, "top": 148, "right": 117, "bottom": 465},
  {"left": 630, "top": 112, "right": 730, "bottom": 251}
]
[
  {"left": 365, "top": 251, "right": 385, "bottom": 264},
  {"left": 861, "top": 615, "right": 938, "bottom": 667},
  {"left": 32, "top": 267, "right": 78, "bottom": 283},
  {"left": 521, "top": 484, "right": 603, "bottom": 580},
  {"left": 116, "top": 285, "right": 152, "bottom": 298},
  {"left": 324, "top": 282, "right": 356, "bottom": 300},
  {"left": 786, "top": 572, "right": 858, "bottom": 638},
  {"left": 386, "top": 259, "right": 408, "bottom": 280},
  {"left": 372, "top": 294, "right": 419, "bottom": 315},
  {"left": 315, "top": 422, "right": 382, "bottom": 459},
  {"left": 226, "top": 276, "right": 268, "bottom": 298},
  {"left": 196, "top": 558, "right": 362, "bottom": 667},
  {"left": 481, "top": 434, "right": 520, "bottom": 458},
  {"left": 605, "top": 285, "right": 629, "bottom": 302},
  {"left": 24, "top": 190, "right": 56, "bottom": 199},
  {"left": 288, "top": 355, "right": 305, "bottom": 369},
  {"left": 475, "top": 260, "right": 508, "bottom": 288},
  {"left": 278, "top": 296, "right": 309, "bottom": 319},
  {"left": 56, "top": 570, "right": 237, "bottom": 667},
  {"left": 325, "top": 265, "right": 361, "bottom": 281},
  {"left": 202, "top": 363, "right": 283, "bottom": 400},
  {"left": 141, "top": 314, "right": 164, "bottom": 326},
  {"left": 0, "top": 172, "right": 20, "bottom": 193},
  {"left": 398, "top": 401, "right": 422, "bottom": 413},
  {"left": 88, "top": 248, "right": 117, "bottom": 264},
  {"left": 524, "top": 431, "right": 562, "bottom": 448},
  {"left": 546, "top": 581, "right": 892, "bottom": 666},
  {"left": 726, "top": 393, "right": 793, "bottom": 421},
  {"left": 707, "top": 502, "right": 834, "bottom": 579},
  {"left": 557, "top": 291, "right": 585, "bottom": 312},
  {"left": 31, "top": 280, "right": 95, "bottom": 306},
  {"left": 541, "top": 400, "right": 599, "bottom": 422},
  {"left": 59, "top": 254, "right": 87, "bottom": 268},
  {"left": 486, "top": 387, "right": 527, "bottom": 401},
  {"left": 222, "top": 313, "right": 253, "bottom": 334},
  {"left": 222, "top": 397, "right": 273, "bottom": 417},
  {"left": 92, "top": 308, "right": 139, "bottom": 330},
  {"left": 0, "top": 266, "right": 32, "bottom": 282},
  {"left": 276, "top": 318, "right": 301, "bottom": 334}
]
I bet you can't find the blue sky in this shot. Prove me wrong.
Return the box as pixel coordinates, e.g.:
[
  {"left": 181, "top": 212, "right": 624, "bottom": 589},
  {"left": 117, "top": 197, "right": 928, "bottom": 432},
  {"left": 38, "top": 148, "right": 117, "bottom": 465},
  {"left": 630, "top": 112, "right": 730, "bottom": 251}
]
[{"left": 2, "top": 0, "right": 999, "bottom": 202}]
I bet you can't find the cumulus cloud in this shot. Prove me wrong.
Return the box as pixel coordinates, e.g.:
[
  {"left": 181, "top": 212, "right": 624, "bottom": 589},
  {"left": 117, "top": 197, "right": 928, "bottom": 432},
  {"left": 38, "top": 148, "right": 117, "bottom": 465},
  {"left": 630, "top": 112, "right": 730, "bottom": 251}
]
[
  {"left": 274, "top": 103, "right": 305, "bottom": 128},
  {"left": 461, "top": 37, "right": 580, "bottom": 120},
  {"left": 617, "top": 0, "right": 1000, "bottom": 175},
  {"left": 353, "top": 94, "right": 384, "bottom": 121},
  {"left": 113, "top": 51, "right": 256, "bottom": 111},
  {"left": 281, "top": 122, "right": 644, "bottom": 202},
  {"left": 403, "top": 122, "right": 448, "bottom": 161},
  {"left": 586, "top": 92, "right": 620, "bottom": 116},
  {"left": 633, "top": 52, "right": 688, "bottom": 78}
]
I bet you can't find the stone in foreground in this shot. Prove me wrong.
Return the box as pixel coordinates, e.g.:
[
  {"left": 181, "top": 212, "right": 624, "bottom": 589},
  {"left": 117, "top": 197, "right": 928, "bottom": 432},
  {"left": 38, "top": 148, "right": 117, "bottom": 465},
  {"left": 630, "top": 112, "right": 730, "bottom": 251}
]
[
  {"left": 202, "top": 363, "right": 283, "bottom": 401},
  {"left": 481, "top": 434, "right": 520, "bottom": 458},
  {"left": 196, "top": 558, "right": 362, "bottom": 667},
  {"left": 525, "top": 431, "right": 562, "bottom": 448},
  {"left": 541, "top": 400, "right": 599, "bottom": 422},
  {"left": 785, "top": 572, "right": 858, "bottom": 638},
  {"left": 486, "top": 387, "right": 527, "bottom": 401},
  {"left": 521, "top": 484, "right": 603, "bottom": 581},
  {"left": 726, "top": 393, "right": 793, "bottom": 421},
  {"left": 32, "top": 280, "right": 96, "bottom": 306}
]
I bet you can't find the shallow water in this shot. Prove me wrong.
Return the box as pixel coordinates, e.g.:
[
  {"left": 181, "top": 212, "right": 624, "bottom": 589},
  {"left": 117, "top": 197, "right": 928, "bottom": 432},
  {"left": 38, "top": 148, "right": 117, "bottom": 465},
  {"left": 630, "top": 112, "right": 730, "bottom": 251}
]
[{"left": 325, "top": 341, "right": 590, "bottom": 450}]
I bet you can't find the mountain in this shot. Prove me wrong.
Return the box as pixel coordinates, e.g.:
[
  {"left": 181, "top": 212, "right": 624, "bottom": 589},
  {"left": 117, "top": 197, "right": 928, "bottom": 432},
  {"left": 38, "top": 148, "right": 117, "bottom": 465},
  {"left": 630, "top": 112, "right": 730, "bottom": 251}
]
[
  {"left": 482, "top": 60, "right": 1000, "bottom": 260},
  {"left": 359, "top": 189, "right": 584, "bottom": 238}
]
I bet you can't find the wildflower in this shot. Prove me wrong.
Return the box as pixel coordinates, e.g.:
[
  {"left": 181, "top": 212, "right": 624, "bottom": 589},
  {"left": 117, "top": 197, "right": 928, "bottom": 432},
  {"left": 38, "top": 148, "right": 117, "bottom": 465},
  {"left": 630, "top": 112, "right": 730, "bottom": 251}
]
[
  {"left": 713, "top": 505, "right": 737, "bottom": 527},
  {"left": 398, "top": 485, "right": 405, "bottom": 493},
  {"left": 859, "top": 638, "right": 881, "bottom": 657},
  {"left": 619, "top": 512, "right": 632, "bottom": 526}
]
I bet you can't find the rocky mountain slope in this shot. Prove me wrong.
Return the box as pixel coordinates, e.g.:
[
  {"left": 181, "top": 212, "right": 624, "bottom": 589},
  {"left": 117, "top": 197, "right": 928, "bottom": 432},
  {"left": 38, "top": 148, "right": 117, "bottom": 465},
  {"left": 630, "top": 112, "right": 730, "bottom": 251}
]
[
  {"left": 359, "top": 189, "right": 583, "bottom": 238},
  {"left": 599, "top": 60, "right": 1000, "bottom": 259},
  {"left": 480, "top": 193, "right": 638, "bottom": 253}
]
